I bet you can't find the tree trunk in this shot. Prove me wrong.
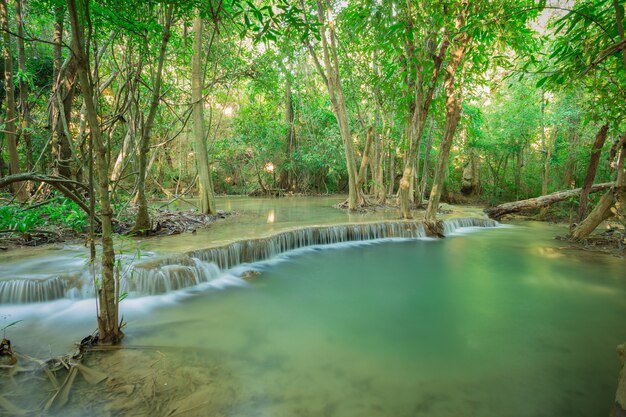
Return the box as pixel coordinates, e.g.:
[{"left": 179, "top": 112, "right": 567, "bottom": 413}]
[
  {"left": 577, "top": 124, "right": 609, "bottom": 222},
  {"left": 570, "top": 190, "right": 615, "bottom": 240},
  {"left": 398, "top": 1, "right": 450, "bottom": 219},
  {"left": 314, "top": 0, "right": 360, "bottom": 209},
  {"left": 15, "top": 0, "right": 32, "bottom": 171},
  {"left": 357, "top": 126, "right": 374, "bottom": 191},
  {"left": 461, "top": 145, "right": 480, "bottom": 196},
  {"left": 110, "top": 126, "right": 132, "bottom": 187},
  {"left": 279, "top": 74, "right": 296, "bottom": 191},
  {"left": 132, "top": 4, "right": 174, "bottom": 234},
  {"left": 1, "top": 0, "right": 27, "bottom": 201},
  {"left": 515, "top": 145, "right": 523, "bottom": 199},
  {"left": 571, "top": 133, "right": 626, "bottom": 240},
  {"left": 387, "top": 146, "right": 395, "bottom": 196},
  {"left": 562, "top": 125, "right": 580, "bottom": 188},
  {"left": 539, "top": 92, "right": 549, "bottom": 196},
  {"left": 50, "top": 5, "right": 79, "bottom": 182},
  {"left": 425, "top": 21, "right": 469, "bottom": 222},
  {"left": 418, "top": 115, "right": 435, "bottom": 205},
  {"left": 192, "top": 15, "right": 217, "bottom": 215},
  {"left": 67, "top": 0, "right": 121, "bottom": 344},
  {"left": 374, "top": 121, "right": 386, "bottom": 203},
  {"left": 485, "top": 182, "right": 614, "bottom": 219}
]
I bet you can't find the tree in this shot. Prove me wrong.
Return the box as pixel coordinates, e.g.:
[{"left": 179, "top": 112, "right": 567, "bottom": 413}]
[
  {"left": 299, "top": 0, "right": 362, "bottom": 210},
  {"left": 192, "top": 13, "right": 217, "bottom": 215},
  {"left": 1, "top": 0, "right": 28, "bottom": 201},
  {"left": 425, "top": 3, "right": 470, "bottom": 223},
  {"left": 132, "top": 3, "right": 175, "bottom": 233},
  {"left": 67, "top": 0, "right": 122, "bottom": 343},
  {"left": 540, "top": 0, "right": 626, "bottom": 238}
]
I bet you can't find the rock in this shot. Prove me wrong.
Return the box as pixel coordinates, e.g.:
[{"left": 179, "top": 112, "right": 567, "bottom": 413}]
[{"left": 241, "top": 270, "right": 261, "bottom": 281}]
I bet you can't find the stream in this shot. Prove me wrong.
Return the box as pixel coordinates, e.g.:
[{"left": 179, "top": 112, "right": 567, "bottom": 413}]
[{"left": 0, "top": 197, "right": 624, "bottom": 416}]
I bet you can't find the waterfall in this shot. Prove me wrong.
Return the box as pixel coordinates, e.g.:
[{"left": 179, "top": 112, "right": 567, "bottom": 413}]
[
  {"left": 0, "top": 217, "right": 498, "bottom": 304},
  {"left": 0, "top": 276, "right": 69, "bottom": 303},
  {"left": 123, "top": 257, "right": 221, "bottom": 295}
]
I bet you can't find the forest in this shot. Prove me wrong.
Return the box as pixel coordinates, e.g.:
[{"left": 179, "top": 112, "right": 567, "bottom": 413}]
[{"left": 0, "top": 0, "right": 625, "bottom": 415}]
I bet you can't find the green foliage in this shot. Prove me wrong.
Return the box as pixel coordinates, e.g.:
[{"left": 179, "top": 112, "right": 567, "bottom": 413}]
[{"left": 0, "top": 197, "right": 88, "bottom": 235}]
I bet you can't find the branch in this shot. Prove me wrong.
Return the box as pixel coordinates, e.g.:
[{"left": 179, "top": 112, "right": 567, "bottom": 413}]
[{"left": 0, "top": 172, "right": 89, "bottom": 191}]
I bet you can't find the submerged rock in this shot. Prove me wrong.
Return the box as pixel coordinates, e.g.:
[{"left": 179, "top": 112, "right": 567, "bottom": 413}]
[{"left": 241, "top": 270, "right": 261, "bottom": 281}]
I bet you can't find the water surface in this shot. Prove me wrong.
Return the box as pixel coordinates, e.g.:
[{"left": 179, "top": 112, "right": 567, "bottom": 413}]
[{"left": 4, "top": 221, "right": 624, "bottom": 416}]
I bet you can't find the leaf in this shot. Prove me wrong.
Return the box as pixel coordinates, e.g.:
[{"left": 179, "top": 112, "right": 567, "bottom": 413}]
[{"left": 536, "top": 76, "right": 549, "bottom": 88}]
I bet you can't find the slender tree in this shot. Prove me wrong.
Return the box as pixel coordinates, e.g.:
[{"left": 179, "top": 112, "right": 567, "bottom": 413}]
[
  {"left": 67, "top": 0, "right": 121, "bottom": 343},
  {"left": 425, "top": 4, "right": 470, "bottom": 223},
  {"left": 132, "top": 3, "right": 175, "bottom": 233},
  {"left": 192, "top": 13, "right": 217, "bottom": 215}
]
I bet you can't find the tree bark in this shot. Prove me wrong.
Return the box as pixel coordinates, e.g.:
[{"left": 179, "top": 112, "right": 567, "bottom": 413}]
[
  {"left": 67, "top": 0, "right": 121, "bottom": 344},
  {"left": 132, "top": 4, "right": 174, "bottom": 234},
  {"left": 484, "top": 182, "right": 614, "bottom": 219},
  {"left": 1, "top": 0, "right": 28, "bottom": 201},
  {"left": 192, "top": 14, "right": 217, "bottom": 215},
  {"left": 577, "top": 124, "right": 609, "bottom": 222}
]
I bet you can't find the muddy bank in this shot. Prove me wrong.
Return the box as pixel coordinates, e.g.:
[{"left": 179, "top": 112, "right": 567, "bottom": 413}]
[
  {"left": 0, "top": 207, "right": 233, "bottom": 251},
  {"left": 1, "top": 347, "right": 238, "bottom": 417}
]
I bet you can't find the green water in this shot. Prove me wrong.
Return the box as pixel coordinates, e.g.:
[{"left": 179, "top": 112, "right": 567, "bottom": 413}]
[
  {"left": 120, "top": 222, "right": 625, "bottom": 417},
  {"left": 4, "top": 221, "right": 625, "bottom": 416}
]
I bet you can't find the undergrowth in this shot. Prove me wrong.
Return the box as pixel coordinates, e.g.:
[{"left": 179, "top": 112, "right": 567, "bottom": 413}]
[{"left": 0, "top": 196, "right": 88, "bottom": 236}]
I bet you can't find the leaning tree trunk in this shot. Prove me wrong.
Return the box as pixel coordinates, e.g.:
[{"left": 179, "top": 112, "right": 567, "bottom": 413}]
[
  {"left": 1, "top": 0, "right": 28, "bottom": 202},
  {"left": 577, "top": 124, "right": 609, "bottom": 222},
  {"left": 192, "top": 15, "right": 217, "bottom": 215},
  {"left": 570, "top": 190, "right": 615, "bottom": 240},
  {"left": 132, "top": 4, "right": 174, "bottom": 234},
  {"left": 572, "top": 133, "right": 626, "bottom": 239},
  {"left": 68, "top": 0, "right": 121, "bottom": 344}
]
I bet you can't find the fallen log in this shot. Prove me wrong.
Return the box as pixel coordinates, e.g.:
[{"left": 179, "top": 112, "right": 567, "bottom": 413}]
[{"left": 484, "top": 182, "right": 614, "bottom": 219}]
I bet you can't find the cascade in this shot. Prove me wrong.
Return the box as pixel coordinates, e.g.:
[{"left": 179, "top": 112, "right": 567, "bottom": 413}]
[
  {"left": 0, "top": 218, "right": 498, "bottom": 304},
  {"left": 0, "top": 276, "right": 68, "bottom": 303}
]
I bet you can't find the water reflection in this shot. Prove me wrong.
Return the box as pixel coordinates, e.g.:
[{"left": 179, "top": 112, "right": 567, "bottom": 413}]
[{"left": 266, "top": 209, "right": 275, "bottom": 224}]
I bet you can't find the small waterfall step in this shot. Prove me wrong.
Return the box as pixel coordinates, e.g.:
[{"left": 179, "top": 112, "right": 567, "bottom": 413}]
[{"left": 0, "top": 217, "right": 498, "bottom": 304}]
